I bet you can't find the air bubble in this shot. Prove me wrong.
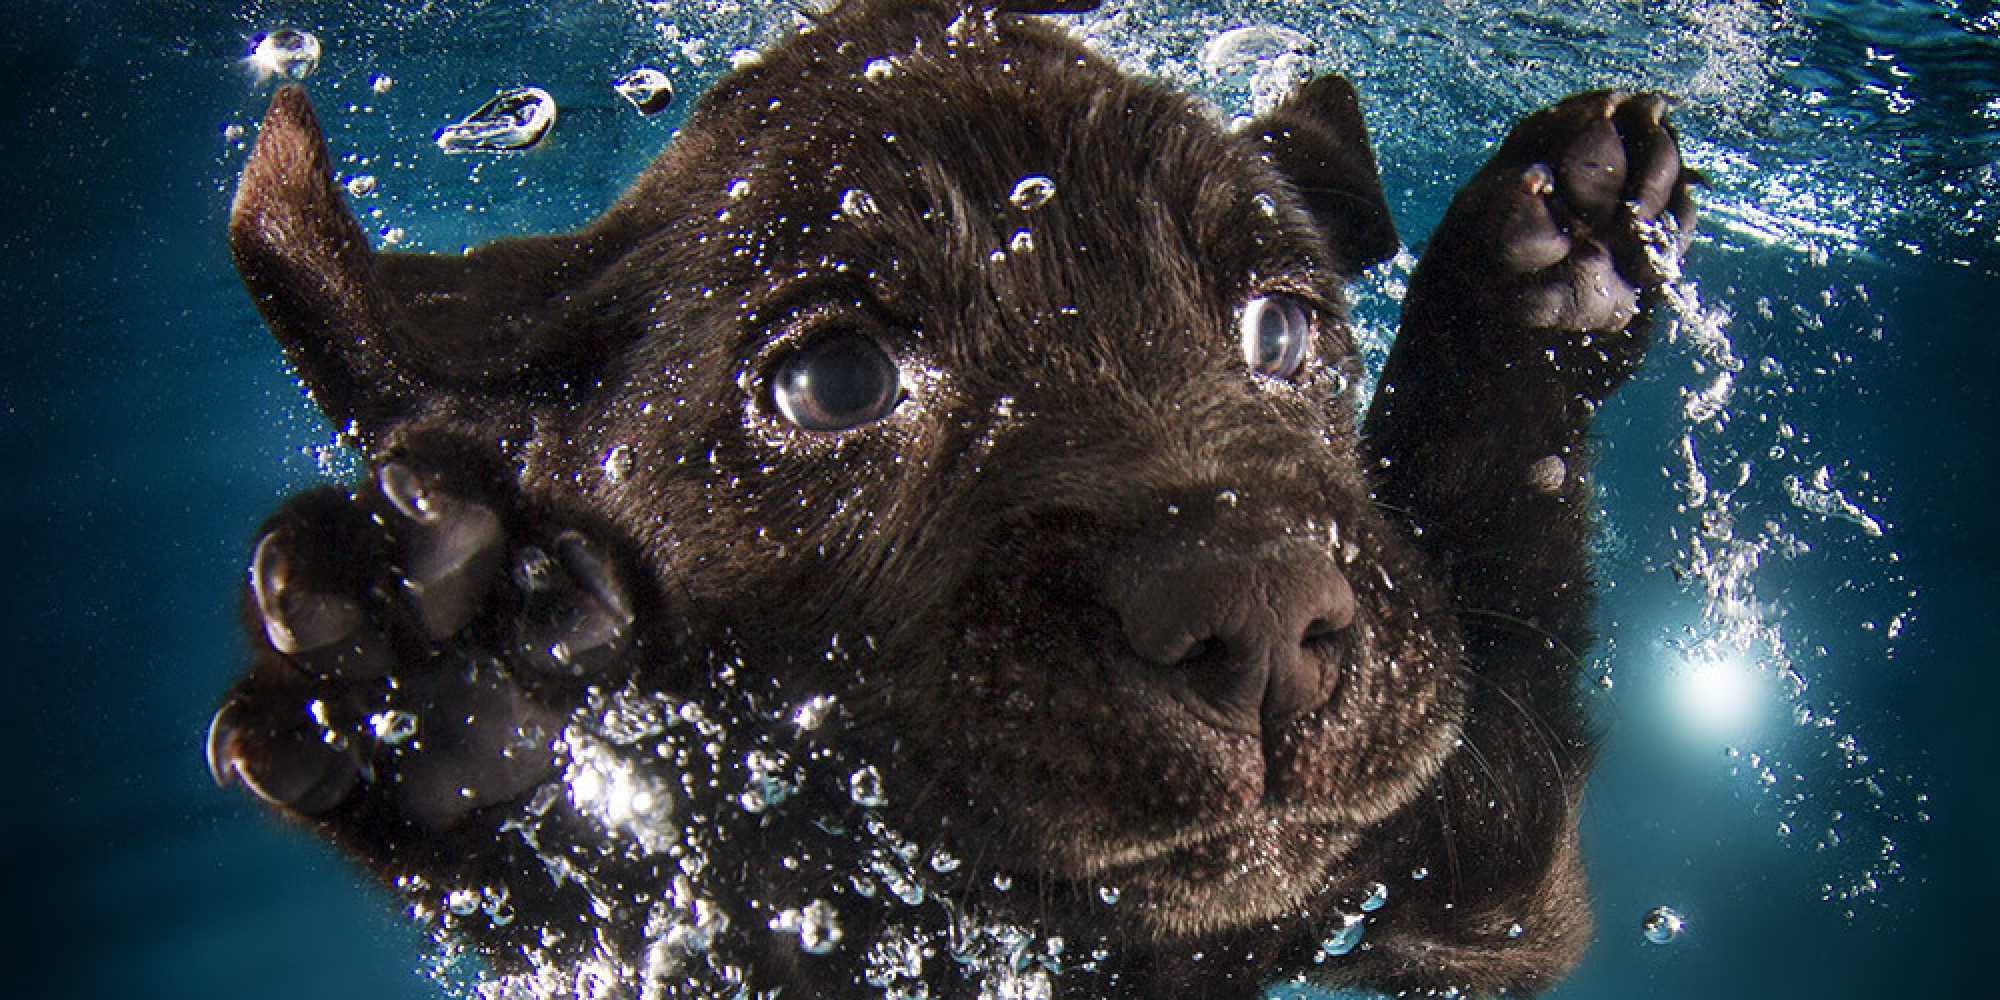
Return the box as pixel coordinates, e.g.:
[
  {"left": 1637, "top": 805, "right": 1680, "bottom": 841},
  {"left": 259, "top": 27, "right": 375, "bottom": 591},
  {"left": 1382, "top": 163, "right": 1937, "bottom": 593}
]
[
  {"left": 1318, "top": 911, "right": 1365, "bottom": 957},
  {"left": 840, "top": 187, "right": 879, "bottom": 218},
  {"left": 849, "top": 765, "right": 887, "bottom": 807},
  {"left": 1641, "top": 905, "right": 1685, "bottom": 944},
  {"left": 612, "top": 67, "right": 674, "bottom": 114},
  {"left": 247, "top": 30, "right": 320, "bottom": 82},
  {"left": 1097, "top": 886, "right": 1120, "bottom": 905},
  {"left": 1199, "top": 25, "right": 1314, "bottom": 116},
  {"left": 369, "top": 709, "right": 418, "bottom": 744},
  {"left": 863, "top": 58, "right": 896, "bottom": 81},
  {"left": 1358, "top": 881, "right": 1388, "bottom": 912},
  {"left": 602, "top": 443, "right": 633, "bottom": 484},
  {"left": 1008, "top": 175, "right": 1056, "bottom": 210},
  {"left": 344, "top": 174, "right": 377, "bottom": 198},
  {"left": 771, "top": 899, "right": 843, "bottom": 955},
  {"left": 435, "top": 87, "right": 556, "bottom": 154},
  {"left": 791, "top": 694, "right": 837, "bottom": 730}
]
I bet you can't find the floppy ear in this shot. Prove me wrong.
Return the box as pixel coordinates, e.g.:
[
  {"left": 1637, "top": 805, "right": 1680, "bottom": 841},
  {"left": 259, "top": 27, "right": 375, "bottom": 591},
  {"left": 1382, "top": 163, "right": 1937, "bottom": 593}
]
[
  {"left": 1246, "top": 74, "right": 1399, "bottom": 276},
  {"left": 229, "top": 86, "right": 624, "bottom": 445}
]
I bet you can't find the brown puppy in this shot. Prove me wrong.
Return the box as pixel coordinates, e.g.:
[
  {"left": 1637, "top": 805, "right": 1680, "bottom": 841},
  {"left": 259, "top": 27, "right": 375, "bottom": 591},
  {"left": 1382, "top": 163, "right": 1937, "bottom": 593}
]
[{"left": 208, "top": 1, "right": 1695, "bottom": 997}]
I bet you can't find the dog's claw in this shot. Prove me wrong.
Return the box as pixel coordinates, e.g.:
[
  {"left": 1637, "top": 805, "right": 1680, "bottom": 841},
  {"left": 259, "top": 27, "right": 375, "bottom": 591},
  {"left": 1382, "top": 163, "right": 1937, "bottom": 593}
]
[
  {"left": 218, "top": 453, "right": 632, "bottom": 828},
  {"left": 251, "top": 529, "right": 393, "bottom": 680},
  {"left": 380, "top": 462, "right": 506, "bottom": 641},
  {"left": 512, "top": 531, "right": 635, "bottom": 678},
  {"left": 207, "top": 695, "right": 360, "bottom": 813}
]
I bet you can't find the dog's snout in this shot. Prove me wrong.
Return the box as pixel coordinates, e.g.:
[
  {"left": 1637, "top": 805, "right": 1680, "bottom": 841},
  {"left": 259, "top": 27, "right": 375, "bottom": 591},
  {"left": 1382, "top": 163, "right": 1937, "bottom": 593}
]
[{"left": 1112, "top": 540, "right": 1355, "bottom": 733}]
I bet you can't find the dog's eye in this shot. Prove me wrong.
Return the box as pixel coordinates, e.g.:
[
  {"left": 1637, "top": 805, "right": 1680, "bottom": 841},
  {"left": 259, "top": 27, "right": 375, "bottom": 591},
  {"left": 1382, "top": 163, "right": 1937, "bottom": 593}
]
[
  {"left": 1238, "top": 293, "right": 1314, "bottom": 380},
  {"left": 771, "top": 333, "right": 904, "bottom": 431}
]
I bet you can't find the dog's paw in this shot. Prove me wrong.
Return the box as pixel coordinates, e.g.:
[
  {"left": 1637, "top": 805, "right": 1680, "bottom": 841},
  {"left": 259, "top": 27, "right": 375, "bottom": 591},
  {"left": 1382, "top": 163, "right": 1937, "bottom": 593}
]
[
  {"left": 1435, "top": 90, "right": 1697, "bottom": 338},
  {"left": 207, "top": 459, "right": 635, "bottom": 831}
]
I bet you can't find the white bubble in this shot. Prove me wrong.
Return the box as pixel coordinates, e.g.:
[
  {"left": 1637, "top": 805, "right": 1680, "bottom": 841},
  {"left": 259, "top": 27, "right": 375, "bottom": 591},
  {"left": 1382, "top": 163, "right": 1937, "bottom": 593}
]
[
  {"left": 1097, "top": 886, "right": 1120, "bottom": 904},
  {"left": 849, "top": 765, "right": 887, "bottom": 807},
  {"left": 1008, "top": 175, "right": 1056, "bottom": 210},
  {"left": 601, "top": 443, "right": 633, "bottom": 484},
  {"left": 840, "top": 187, "right": 879, "bottom": 217},
  {"left": 612, "top": 66, "right": 674, "bottom": 115},
  {"left": 434, "top": 87, "right": 556, "bottom": 154},
  {"left": 863, "top": 58, "right": 896, "bottom": 81},
  {"left": 1198, "top": 25, "right": 1314, "bottom": 115},
  {"left": 771, "top": 899, "right": 843, "bottom": 955},
  {"left": 369, "top": 709, "right": 418, "bottom": 744},
  {"left": 247, "top": 29, "right": 320, "bottom": 82},
  {"left": 1642, "top": 905, "right": 1685, "bottom": 944}
]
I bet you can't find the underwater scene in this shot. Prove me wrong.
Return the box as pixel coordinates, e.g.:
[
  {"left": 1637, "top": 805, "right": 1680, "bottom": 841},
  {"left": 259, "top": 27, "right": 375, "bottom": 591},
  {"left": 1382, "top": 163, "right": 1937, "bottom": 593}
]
[{"left": 6, "top": 0, "right": 1995, "bottom": 997}]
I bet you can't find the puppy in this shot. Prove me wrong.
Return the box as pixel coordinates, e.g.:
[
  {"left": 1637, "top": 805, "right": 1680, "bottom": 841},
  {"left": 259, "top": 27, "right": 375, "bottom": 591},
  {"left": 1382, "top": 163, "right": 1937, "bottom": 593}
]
[{"left": 209, "top": 0, "right": 1695, "bottom": 996}]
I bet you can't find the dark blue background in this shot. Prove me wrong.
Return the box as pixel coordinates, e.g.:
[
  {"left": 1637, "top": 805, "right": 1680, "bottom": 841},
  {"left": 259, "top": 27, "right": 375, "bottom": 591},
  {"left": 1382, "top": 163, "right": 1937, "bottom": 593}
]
[{"left": 5, "top": 1, "right": 1992, "bottom": 997}]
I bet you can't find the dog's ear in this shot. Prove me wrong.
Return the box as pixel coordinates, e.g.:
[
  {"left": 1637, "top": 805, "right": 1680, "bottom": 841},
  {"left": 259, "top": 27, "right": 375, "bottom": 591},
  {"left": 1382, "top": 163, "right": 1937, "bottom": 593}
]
[
  {"left": 229, "top": 86, "right": 629, "bottom": 445},
  {"left": 1246, "top": 74, "right": 1398, "bottom": 276}
]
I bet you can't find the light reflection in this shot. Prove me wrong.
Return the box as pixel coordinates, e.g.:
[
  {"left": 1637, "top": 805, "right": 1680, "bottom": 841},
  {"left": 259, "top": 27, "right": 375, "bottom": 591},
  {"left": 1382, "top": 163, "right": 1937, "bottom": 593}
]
[{"left": 1671, "top": 651, "right": 1767, "bottom": 739}]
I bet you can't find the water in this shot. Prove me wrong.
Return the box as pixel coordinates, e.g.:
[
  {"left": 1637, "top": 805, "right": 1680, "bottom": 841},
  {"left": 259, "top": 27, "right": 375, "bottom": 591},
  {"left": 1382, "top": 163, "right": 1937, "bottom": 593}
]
[{"left": 5, "top": 0, "right": 1993, "bottom": 998}]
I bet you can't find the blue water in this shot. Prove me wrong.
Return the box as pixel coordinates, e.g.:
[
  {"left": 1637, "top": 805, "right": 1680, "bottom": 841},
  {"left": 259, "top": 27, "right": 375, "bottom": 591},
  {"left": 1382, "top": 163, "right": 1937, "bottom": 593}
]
[{"left": 5, "top": 1, "right": 1993, "bottom": 997}]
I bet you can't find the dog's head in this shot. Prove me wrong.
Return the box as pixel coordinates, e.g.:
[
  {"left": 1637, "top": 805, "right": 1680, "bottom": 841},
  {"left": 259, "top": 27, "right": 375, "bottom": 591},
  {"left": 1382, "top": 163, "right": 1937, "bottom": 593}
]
[{"left": 231, "top": 0, "right": 1584, "bottom": 991}]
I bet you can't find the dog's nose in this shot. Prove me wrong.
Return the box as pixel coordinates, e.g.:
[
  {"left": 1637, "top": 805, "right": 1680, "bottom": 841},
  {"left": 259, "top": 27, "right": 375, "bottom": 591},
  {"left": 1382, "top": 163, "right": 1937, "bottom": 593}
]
[{"left": 1111, "top": 540, "right": 1356, "bottom": 733}]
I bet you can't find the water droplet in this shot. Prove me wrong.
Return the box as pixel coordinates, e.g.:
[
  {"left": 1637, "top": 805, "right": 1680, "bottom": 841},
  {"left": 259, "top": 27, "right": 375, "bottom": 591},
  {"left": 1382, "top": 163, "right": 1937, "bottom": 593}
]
[
  {"left": 1319, "top": 911, "right": 1365, "bottom": 957},
  {"left": 369, "top": 709, "right": 418, "bottom": 744},
  {"left": 729, "top": 49, "right": 763, "bottom": 70},
  {"left": 849, "top": 765, "right": 887, "bottom": 807},
  {"left": 1008, "top": 175, "right": 1056, "bottom": 210},
  {"left": 1097, "top": 886, "right": 1120, "bottom": 905},
  {"left": 992, "top": 873, "right": 1014, "bottom": 891},
  {"left": 247, "top": 30, "right": 320, "bottom": 82},
  {"left": 612, "top": 66, "right": 674, "bottom": 114},
  {"left": 1506, "top": 922, "right": 1525, "bottom": 938},
  {"left": 1358, "top": 881, "right": 1389, "bottom": 912},
  {"left": 863, "top": 57, "right": 896, "bottom": 81},
  {"left": 929, "top": 849, "right": 961, "bottom": 873},
  {"left": 434, "top": 87, "right": 556, "bottom": 154},
  {"left": 840, "top": 187, "right": 879, "bottom": 217},
  {"left": 727, "top": 178, "right": 752, "bottom": 200},
  {"left": 1411, "top": 866, "right": 1430, "bottom": 880},
  {"left": 1254, "top": 192, "right": 1279, "bottom": 217},
  {"left": 1009, "top": 229, "right": 1035, "bottom": 253},
  {"left": 1641, "top": 905, "right": 1685, "bottom": 945},
  {"left": 369, "top": 73, "right": 393, "bottom": 93},
  {"left": 446, "top": 888, "right": 481, "bottom": 915},
  {"left": 343, "top": 174, "right": 377, "bottom": 198}
]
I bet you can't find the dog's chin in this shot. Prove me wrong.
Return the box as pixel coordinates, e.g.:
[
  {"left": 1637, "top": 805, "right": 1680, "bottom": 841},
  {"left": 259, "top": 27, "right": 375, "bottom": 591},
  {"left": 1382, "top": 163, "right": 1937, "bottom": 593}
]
[{"left": 1065, "top": 810, "right": 1362, "bottom": 940}]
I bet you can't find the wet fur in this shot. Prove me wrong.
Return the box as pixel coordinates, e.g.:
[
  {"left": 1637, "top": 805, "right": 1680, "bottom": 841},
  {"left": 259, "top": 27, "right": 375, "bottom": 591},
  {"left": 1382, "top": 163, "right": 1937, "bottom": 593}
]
[{"left": 211, "top": 1, "right": 1695, "bottom": 997}]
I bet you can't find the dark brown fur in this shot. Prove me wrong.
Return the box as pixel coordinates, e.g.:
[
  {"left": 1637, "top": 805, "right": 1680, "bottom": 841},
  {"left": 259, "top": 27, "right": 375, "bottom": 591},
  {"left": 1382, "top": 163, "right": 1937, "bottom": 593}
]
[{"left": 208, "top": 1, "right": 1695, "bottom": 997}]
